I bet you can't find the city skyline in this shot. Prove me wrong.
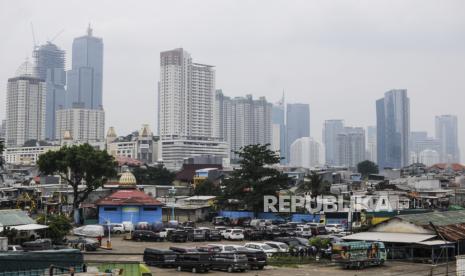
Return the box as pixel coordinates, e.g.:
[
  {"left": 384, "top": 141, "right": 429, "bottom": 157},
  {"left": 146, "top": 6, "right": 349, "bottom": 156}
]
[{"left": 1, "top": 1, "right": 465, "bottom": 160}]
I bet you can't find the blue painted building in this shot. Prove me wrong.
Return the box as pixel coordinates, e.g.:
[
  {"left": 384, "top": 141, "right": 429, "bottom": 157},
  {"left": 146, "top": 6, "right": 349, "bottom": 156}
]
[{"left": 96, "top": 189, "right": 164, "bottom": 224}]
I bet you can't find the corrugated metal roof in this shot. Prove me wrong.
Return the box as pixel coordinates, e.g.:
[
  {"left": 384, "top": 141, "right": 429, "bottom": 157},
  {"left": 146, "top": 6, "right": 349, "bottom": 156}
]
[
  {"left": 342, "top": 232, "right": 436, "bottom": 243},
  {"left": 416, "top": 240, "right": 453, "bottom": 246},
  {"left": 0, "top": 209, "right": 35, "bottom": 227},
  {"left": 395, "top": 210, "right": 465, "bottom": 226}
]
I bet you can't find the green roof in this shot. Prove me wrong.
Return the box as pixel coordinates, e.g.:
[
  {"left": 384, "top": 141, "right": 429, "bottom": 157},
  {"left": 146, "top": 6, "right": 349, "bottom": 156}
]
[
  {"left": 395, "top": 210, "right": 465, "bottom": 226},
  {"left": 0, "top": 209, "right": 35, "bottom": 227}
]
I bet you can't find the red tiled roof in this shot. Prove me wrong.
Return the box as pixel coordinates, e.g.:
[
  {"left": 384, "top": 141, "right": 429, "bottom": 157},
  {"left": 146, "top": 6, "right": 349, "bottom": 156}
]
[
  {"left": 95, "top": 189, "right": 163, "bottom": 206},
  {"left": 116, "top": 156, "right": 143, "bottom": 167},
  {"left": 429, "top": 163, "right": 465, "bottom": 172}
]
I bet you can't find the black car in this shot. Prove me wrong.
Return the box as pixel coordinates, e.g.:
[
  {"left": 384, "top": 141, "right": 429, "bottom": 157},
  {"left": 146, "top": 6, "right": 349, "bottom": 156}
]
[
  {"left": 187, "top": 229, "right": 206, "bottom": 242},
  {"left": 205, "top": 229, "right": 222, "bottom": 241},
  {"left": 132, "top": 230, "right": 162, "bottom": 242},
  {"left": 143, "top": 248, "right": 178, "bottom": 267},
  {"left": 274, "top": 237, "right": 309, "bottom": 255},
  {"left": 244, "top": 229, "right": 264, "bottom": 241},
  {"left": 168, "top": 230, "right": 188, "bottom": 242},
  {"left": 175, "top": 253, "right": 212, "bottom": 273},
  {"left": 234, "top": 248, "right": 267, "bottom": 270},
  {"left": 210, "top": 253, "right": 249, "bottom": 272},
  {"left": 67, "top": 238, "right": 99, "bottom": 251},
  {"left": 212, "top": 216, "right": 231, "bottom": 226}
]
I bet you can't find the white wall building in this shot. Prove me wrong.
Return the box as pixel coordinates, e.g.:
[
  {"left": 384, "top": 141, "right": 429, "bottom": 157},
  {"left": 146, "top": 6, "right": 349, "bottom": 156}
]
[
  {"left": 271, "top": 123, "right": 281, "bottom": 153},
  {"left": 335, "top": 127, "right": 366, "bottom": 168},
  {"left": 289, "top": 137, "right": 320, "bottom": 169},
  {"left": 55, "top": 108, "right": 105, "bottom": 143},
  {"left": 5, "top": 61, "right": 46, "bottom": 146},
  {"left": 4, "top": 145, "right": 60, "bottom": 165},
  {"left": 419, "top": 149, "right": 440, "bottom": 167}
]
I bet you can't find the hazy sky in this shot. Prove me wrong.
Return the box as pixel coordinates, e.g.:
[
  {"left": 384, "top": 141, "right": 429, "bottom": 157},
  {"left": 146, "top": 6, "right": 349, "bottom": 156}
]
[{"left": 1, "top": 0, "right": 465, "bottom": 158}]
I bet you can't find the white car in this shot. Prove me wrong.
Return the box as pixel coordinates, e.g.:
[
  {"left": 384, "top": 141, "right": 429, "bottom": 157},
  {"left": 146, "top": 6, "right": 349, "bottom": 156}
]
[
  {"left": 110, "top": 223, "right": 125, "bottom": 234},
  {"left": 295, "top": 226, "right": 312, "bottom": 238},
  {"left": 159, "top": 228, "right": 176, "bottom": 239},
  {"left": 122, "top": 221, "right": 134, "bottom": 232},
  {"left": 207, "top": 244, "right": 238, "bottom": 253},
  {"left": 244, "top": 242, "right": 278, "bottom": 256},
  {"left": 227, "top": 229, "right": 244, "bottom": 240},
  {"left": 221, "top": 229, "right": 233, "bottom": 239},
  {"left": 325, "top": 224, "right": 344, "bottom": 233},
  {"left": 264, "top": 241, "right": 289, "bottom": 253}
]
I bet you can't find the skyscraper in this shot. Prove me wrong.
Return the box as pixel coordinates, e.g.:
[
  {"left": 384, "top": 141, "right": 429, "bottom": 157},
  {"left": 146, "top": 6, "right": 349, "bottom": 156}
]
[
  {"left": 289, "top": 137, "right": 320, "bottom": 169},
  {"left": 376, "top": 89, "right": 410, "bottom": 169},
  {"left": 366, "top": 126, "right": 377, "bottom": 162},
  {"left": 336, "top": 127, "right": 366, "bottom": 168},
  {"left": 66, "top": 25, "right": 103, "bottom": 109},
  {"left": 286, "top": 103, "right": 310, "bottom": 163},
  {"left": 33, "top": 42, "right": 66, "bottom": 140},
  {"left": 323, "top": 119, "right": 344, "bottom": 166},
  {"left": 5, "top": 61, "right": 46, "bottom": 146},
  {"left": 409, "top": 131, "right": 440, "bottom": 163},
  {"left": 272, "top": 94, "right": 286, "bottom": 161},
  {"left": 435, "top": 115, "right": 460, "bottom": 163},
  {"left": 55, "top": 108, "right": 105, "bottom": 143}
]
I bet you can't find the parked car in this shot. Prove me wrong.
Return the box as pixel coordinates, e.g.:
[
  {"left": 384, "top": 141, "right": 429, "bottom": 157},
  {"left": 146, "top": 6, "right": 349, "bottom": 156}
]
[
  {"left": 207, "top": 244, "right": 238, "bottom": 253},
  {"left": 244, "top": 229, "right": 265, "bottom": 241},
  {"left": 22, "top": 239, "right": 52, "bottom": 251},
  {"left": 180, "top": 221, "right": 196, "bottom": 228},
  {"left": 307, "top": 223, "right": 327, "bottom": 235},
  {"left": 227, "top": 229, "right": 244, "bottom": 240},
  {"left": 110, "top": 223, "right": 125, "bottom": 234},
  {"left": 325, "top": 224, "right": 344, "bottom": 233},
  {"left": 212, "top": 216, "right": 231, "bottom": 226},
  {"left": 132, "top": 230, "right": 162, "bottom": 242},
  {"left": 68, "top": 237, "right": 99, "bottom": 251},
  {"left": 73, "top": 225, "right": 104, "bottom": 238},
  {"left": 143, "top": 248, "right": 178, "bottom": 267},
  {"left": 274, "top": 237, "right": 309, "bottom": 252},
  {"left": 198, "top": 227, "right": 222, "bottom": 241},
  {"left": 187, "top": 229, "right": 206, "bottom": 242},
  {"left": 215, "top": 226, "right": 228, "bottom": 235},
  {"left": 250, "top": 219, "right": 267, "bottom": 229},
  {"left": 175, "top": 253, "right": 212, "bottom": 273},
  {"left": 244, "top": 242, "right": 278, "bottom": 257},
  {"left": 230, "top": 245, "right": 267, "bottom": 270},
  {"left": 122, "top": 221, "right": 134, "bottom": 232},
  {"left": 295, "top": 226, "right": 312, "bottom": 238},
  {"left": 264, "top": 241, "right": 289, "bottom": 253},
  {"left": 168, "top": 230, "right": 188, "bottom": 242},
  {"left": 210, "top": 253, "right": 249, "bottom": 272},
  {"left": 159, "top": 228, "right": 176, "bottom": 240},
  {"left": 235, "top": 217, "right": 252, "bottom": 227}
]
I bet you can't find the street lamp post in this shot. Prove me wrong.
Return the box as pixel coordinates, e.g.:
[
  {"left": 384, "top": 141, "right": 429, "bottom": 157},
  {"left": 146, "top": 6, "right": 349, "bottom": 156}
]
[{"left": 169, "top": 187, "right": 177, "bottom": 221}]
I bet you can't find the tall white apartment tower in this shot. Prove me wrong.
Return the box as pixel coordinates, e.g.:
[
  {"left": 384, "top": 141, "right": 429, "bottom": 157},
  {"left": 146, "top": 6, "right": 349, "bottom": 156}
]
[{"left": 5, "top": 61, "right": 46, "bottom": 146}]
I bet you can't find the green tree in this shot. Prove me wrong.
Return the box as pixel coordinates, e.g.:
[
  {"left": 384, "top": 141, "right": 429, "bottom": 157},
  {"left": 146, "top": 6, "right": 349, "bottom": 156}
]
[
  {"left": 296, "top": 171, "right": 326, "bottom": 197},
  {"left": 194, "top": 180, "right": 222, "bottom": 196},
  {"left": 357, "top": 160, "right": 379, "bottom": 177},
  {"left": 37, "top": 144, "right": 117, "bottom": 223},
  {"left": 36, "top": 214, "right": 72, "bottom": 243},
  {"left": 222, "top": 144, "right": 289, "bottom": 214},
  {"left": 0, "top": 226, "right": 18, "bottom": 244},
  {"left": 132, "top": 164, "right": 175, "bottom": 185}
]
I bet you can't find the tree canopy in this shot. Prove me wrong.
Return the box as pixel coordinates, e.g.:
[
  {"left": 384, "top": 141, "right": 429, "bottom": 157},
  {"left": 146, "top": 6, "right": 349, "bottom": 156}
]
[
  {"left": 296, "top": 171, "right": 327, "bottom": 196},
  {"left": 222, "top": 144, "right": 289, "bottom": 214},
  {"left": 357, "top": 160, "right": 379, "bottom": 177},
  {"left": 132, "top": 164, "right": 175, "bottom": 185},
  {"left": 37, "top": 144, "right": 117, "bottom": 223},
  {"left": 36, "top": 214, "right": 72, "bottom": 243},
  {"left": 194, "top": 180, "right": 222, "bottom": 196}
]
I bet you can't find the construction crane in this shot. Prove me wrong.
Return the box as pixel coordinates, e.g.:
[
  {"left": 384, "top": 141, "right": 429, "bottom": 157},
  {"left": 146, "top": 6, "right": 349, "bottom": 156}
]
[{"left": 48, "top": 29, "right": 64, "bottom": 43}]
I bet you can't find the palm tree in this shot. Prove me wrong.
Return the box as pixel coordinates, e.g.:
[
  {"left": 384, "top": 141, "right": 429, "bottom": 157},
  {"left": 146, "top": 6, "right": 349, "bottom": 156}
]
[{"left": 296, "top": 171, "right": 325, "bottom": 197}]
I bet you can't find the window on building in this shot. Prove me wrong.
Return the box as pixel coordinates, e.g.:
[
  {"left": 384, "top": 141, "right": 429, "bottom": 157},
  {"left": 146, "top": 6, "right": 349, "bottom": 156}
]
[
  {"left": 144, "top": 207, "right": 157, "bottom": 211},
  {"left": 104, "top": 207, "right": 117, "bottom": 211}
]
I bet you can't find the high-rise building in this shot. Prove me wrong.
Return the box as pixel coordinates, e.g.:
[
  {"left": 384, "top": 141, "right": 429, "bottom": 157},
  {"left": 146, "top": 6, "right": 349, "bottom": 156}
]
[
  {"left": 33, "top": 42, "right": 66, "bottom": 140},
  {"left": 159, "top": 48, "right": 214, "bottom": 138},
  {"left": 55, "top": 108, "right": 105, "bottom": 143},
  {"left": 286, "top": 103, "right": 310, "bottom": 163},
  {"left": 214, "top": 91, "right": 272, "bottom": 160},
  {"left": 0, "top": 119, "right": 6, "bottom": 140},
  {"left": 289, "top": 137, "right": 320, "bottom": 169},
  {"left": 323, "top": 120, "right": 344, "bottom": 166},
  {"left": 435, "top": 115, "right": 460, "bottom": 163},
  {"left": 366, "top": 126, "right": 377, "bottom": 162},
  {"left": 66, "top": 25, "right": 103, "bottom": 109},
  {"left": 272, "top": 95, "right": 286, "bottom": 161},
  {"left": 5, "top": 61, "right": 46, "bottom": 146},
  {"left": 158, "top": 49, "right": 228, "bottom": 169},
  {"left": 336, "top": 127, "right": 366, "bottom": 168},
  {"left": 409, "top": 131, "right": 440, "bottom": 163},
  {"left": 376, "top": 89, "right": 410, "bottom": 169},
  {"left": 419, "top": 149, "right": 440, "bottom": 167}
]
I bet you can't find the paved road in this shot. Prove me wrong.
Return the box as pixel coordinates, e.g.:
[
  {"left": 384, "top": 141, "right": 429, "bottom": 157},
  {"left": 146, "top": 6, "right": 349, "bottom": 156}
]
[{"left": 82, "top": 235, "right": 456, "bottom": 276}]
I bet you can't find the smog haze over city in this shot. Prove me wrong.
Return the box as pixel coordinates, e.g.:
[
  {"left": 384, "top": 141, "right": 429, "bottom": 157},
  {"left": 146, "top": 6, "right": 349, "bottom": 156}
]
[{"left": 1, "top": 0, "right": 465, "bottom": 158}]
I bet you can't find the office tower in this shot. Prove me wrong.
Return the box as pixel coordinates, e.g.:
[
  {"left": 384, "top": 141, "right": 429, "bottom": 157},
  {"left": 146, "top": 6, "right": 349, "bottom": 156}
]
[
  {"left": 55, "top": 108, "right": 105, "bottom": 143},
  {"left": 272, "top": 95, "right": 286, "bottom": 161},
  {"left": 289, "top": 137, "right": 320, "bottom": 169},
  {"left": 0, "top": 119, "right": 6, "bottom": 140},
  {"left": 214, "top": 92, "right": 272, "bottom": 160},
  {"left": 323, "top": 120, "right": 344, "bottom": 166},
  {"left": 286, "top": 103, "right": 310, "bottom": 162},
  {"left": 409, "top": 131, "right": 440, "bottom": 163},
  {"left": 366, "top": 126, "right": 377, "bottom": 162},
  {"left": 158, "top": 49, "right": 228, "bottom": 169},
  {"left": 66, "top": 25, "right": 103, "bottom": 109},
  {"left": 336, "top": 127, "right": 366, "bottom": 168},
  {"left": 435, "top": 115, "right": 460, "bottom": 163},
  {"left": 33, "top": 42, "right": 66, "bottom": 140},
  {"left": 376, "top": 89, "right": 410, "bottom": 169},
  {"left": 5, "top": 61, "right": 46, "bottom": 146}
]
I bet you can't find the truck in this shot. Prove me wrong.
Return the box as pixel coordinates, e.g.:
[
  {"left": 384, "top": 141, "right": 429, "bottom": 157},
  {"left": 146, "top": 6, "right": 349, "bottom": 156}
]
[{"left": 331, "top": 241, "right": 386, "bottom": 269}]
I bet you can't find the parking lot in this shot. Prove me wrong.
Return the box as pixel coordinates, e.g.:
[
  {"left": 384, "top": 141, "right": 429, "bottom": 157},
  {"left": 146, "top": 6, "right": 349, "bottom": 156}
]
[{"left": 81, "top": 236, "right": 456, "bottom": 276}]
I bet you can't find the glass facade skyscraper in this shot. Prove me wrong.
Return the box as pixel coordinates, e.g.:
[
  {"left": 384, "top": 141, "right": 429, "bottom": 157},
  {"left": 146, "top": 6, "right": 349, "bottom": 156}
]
[
  {"left": 376, "top": 89, "right": 410, "bottom": 169},
  {"left": 286, "top": 103, "right": 310, "bottom": 163},
  {"left": 435, "top": 115, "right": 460, "bottom": 163},
  {"left": 66, "top": 26, "right": 103, "bottom": 110}
]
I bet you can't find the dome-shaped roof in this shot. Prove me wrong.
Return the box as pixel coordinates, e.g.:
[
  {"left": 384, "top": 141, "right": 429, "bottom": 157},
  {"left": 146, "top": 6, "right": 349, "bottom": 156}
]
[
  {"left": 15, "top": 59, "right": 37, "bottom": 77},
  {"left": 119, "top": 171, "right": 137, "bottom": 186}
]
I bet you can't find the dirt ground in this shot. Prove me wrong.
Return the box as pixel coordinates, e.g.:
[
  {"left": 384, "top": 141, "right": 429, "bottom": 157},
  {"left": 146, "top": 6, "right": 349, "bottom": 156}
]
[{"left": 81, "top": 235, "right": 456, "bottom": 276}]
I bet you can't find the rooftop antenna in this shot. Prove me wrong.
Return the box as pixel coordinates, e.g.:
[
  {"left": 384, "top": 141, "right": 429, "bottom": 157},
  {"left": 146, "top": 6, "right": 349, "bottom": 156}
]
[{"left": 87, "top": 23, "right": 93, "bottom": 36}]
